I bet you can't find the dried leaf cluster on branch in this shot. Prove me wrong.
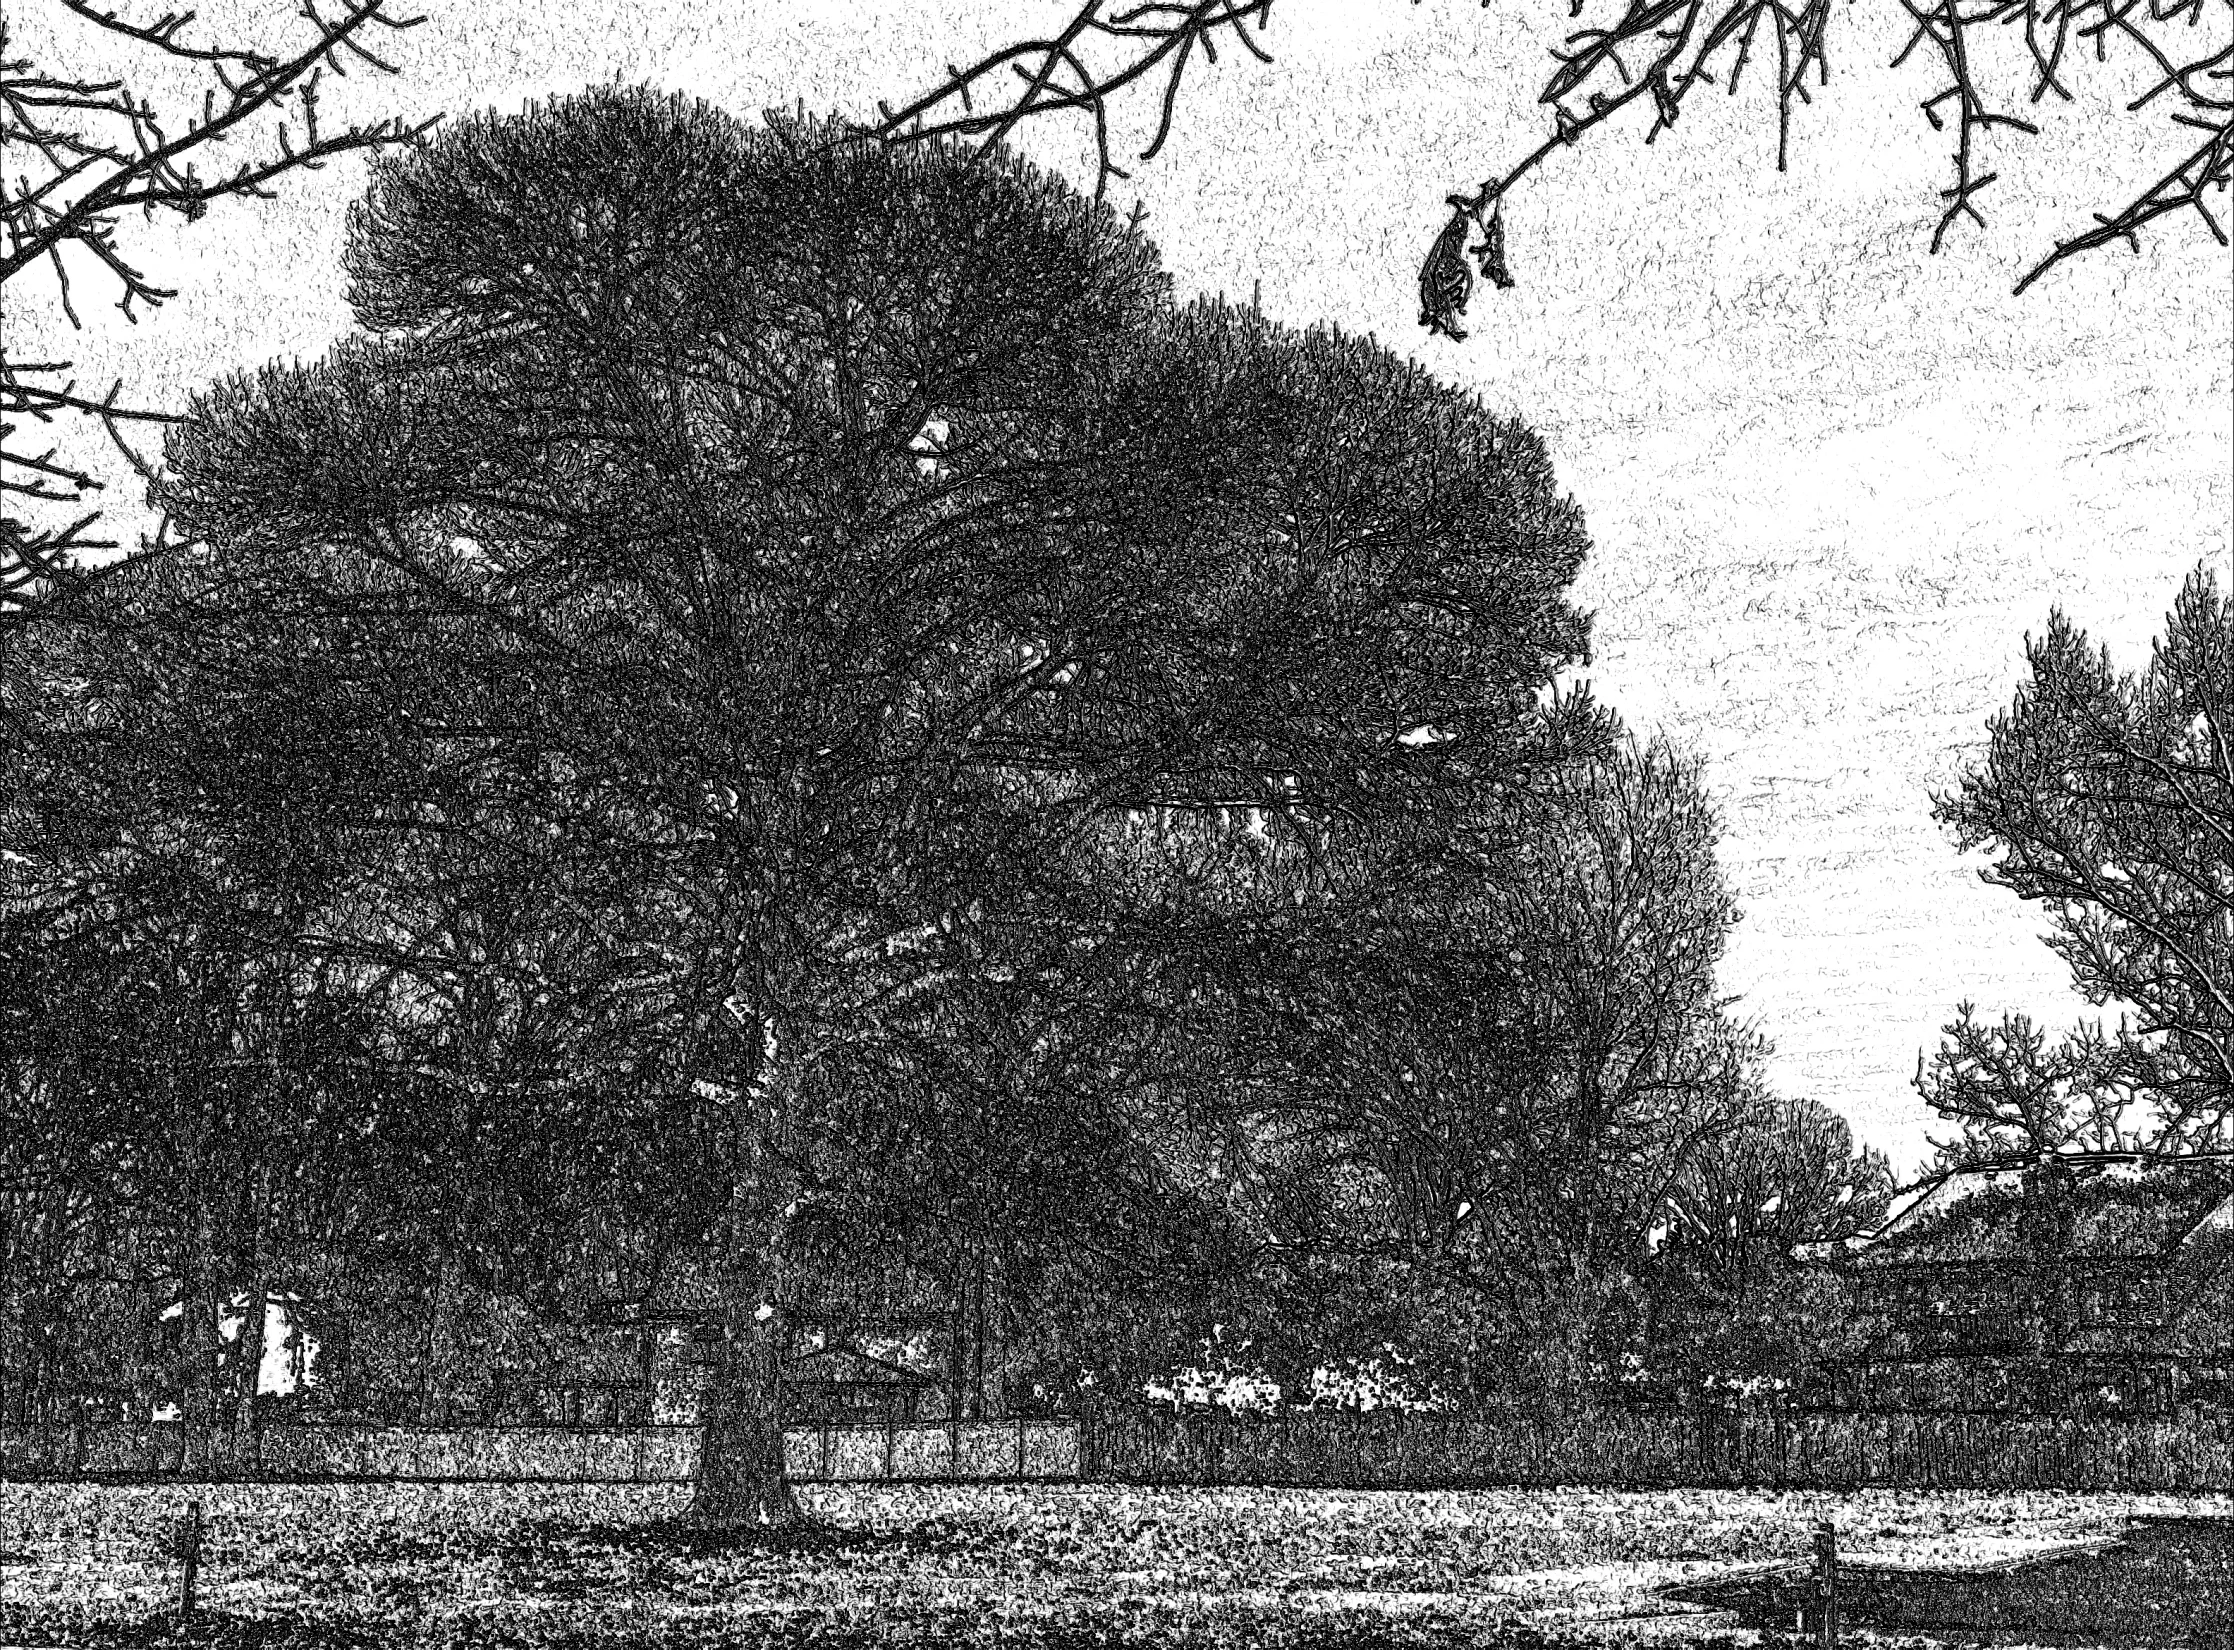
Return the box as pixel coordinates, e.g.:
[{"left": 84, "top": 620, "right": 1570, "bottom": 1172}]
[
  {"left": 2, "top": 0, "right": 433, "bottom": 619},
  {"left": 872, "top": 0, "right": 2232, "bottom": 337}
]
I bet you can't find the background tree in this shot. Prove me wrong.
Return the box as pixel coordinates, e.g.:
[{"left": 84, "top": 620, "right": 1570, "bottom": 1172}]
[
  {"left": 0, "top": 554, "right": 407, "bottom": 1468},
  {"left": 1920, "top": 560, "right": 2233, "bottom": 1158},
  {"left": 1425, "top": 739, "right": 1761, "bottom": 1411},
  {"left": 1235, "top": 737, "right": 1758, "bottom": 1414},
  {"left": 1634, "top": 1091, "right": 1892, "bottom": 1399},
  {"left": 871, "top": 0, "right": 2230, "bottom": 321},
  {"left": 3, "top": 520, "right": 745, "bottom": 1447},
  {"left": 1, "top": 0, "right": 431, "bottom": 620},
  {"left": 1914, "top": 1005, "right": 2136, "bottom": 1162},
  {"left": 122, "top": 89, "right": 1599, "bottom": 1523}
]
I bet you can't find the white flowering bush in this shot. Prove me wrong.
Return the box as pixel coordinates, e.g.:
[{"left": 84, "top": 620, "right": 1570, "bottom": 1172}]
[
  {"left": 1139, "top": 1327, "right": 1285, "bottom": 1413},
  {"left": 1304, "top": 1345, "right": 1454, "bottom": 1413},
  {"left": 1139, "top": 1363, "right": 1285, "bottom": 1413},
  {"left": 1140, "top": 1333, "right": 1462, "bottom": 1414},
  {"left": 1700, "top": 1371, "right": 1791, "bottom": 1402}
]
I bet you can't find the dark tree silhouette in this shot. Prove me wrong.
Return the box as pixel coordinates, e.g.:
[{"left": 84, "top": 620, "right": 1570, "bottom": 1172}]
[
  {"left": 2, "top": 529, "right": 768, "bottom": 1462},
  {"left": 1234, "top": 738, "right": 1761, "bottom": 1412},
  {"left": 129, "top": 89, "right": 1598, "bottom": 1521},
  {"left": 1920, "top": 561, "right": 2234, "bottom": 1159},
  {"left": 1636, "top": 1092, "right": 1892, "bottom": 1398},
  {"left": 0, "top": 555, "right": 414, "bottom": 1466},
  {"left": 871, "top": 0, "right": 2232, "bottom": 320},
  {"left": 0, "top": 0, "right": 432, "bottom": 621}
]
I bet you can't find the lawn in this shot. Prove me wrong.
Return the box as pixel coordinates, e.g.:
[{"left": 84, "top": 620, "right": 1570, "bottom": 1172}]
[{"left": 2, "top": 1480, "right": 2225, "bottom": 1648}]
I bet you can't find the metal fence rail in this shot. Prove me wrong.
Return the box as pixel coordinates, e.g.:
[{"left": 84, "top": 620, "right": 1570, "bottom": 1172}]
[
  {"left": 1081, "top": 1409, "right": 2234, "bottom": 1492},
  {"left": 5, "top": 1411, "right": 2228, "bottom": 1490},
  {"left": 0, "top": 1420, "right": 1081, "bottom": 1483}
]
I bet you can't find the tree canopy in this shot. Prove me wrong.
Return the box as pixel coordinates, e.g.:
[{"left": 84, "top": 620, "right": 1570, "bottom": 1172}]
[
  {"left": 7, "top": 86, "right": 1621, "bottom": 1517},
  {"left": 1231, "top": 737, "right": 1763, "bottom": 1408},
  {"left": 1919, "top": 560, "right": 2233, "bottom": 1160}
]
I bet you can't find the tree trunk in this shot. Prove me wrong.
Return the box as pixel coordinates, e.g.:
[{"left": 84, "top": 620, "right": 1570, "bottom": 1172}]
[
  {"left": 123, "top": 1225, "right": 157, "bottom": 1426},
  {"left": 0, "top": 1199, "right": 26, "bottom": 1428},
  {"left": 690, "top": 1276, "right": 801, "bottom": 1528},
  {"left": 689, "top": 1093, "right": 801, "bottom": 1526},
  {"left": 177, "top": 1191, "right": 221, "bottom": 1479},
  {"left": 1525, "top": 1260, "right": 1606, "bottom": 1431},
  {"left": 27, "top": 1188, "right": 63, "bottom": 1429},
  {"left": 688, "top": 922, "right": 810, "bottom": 1529},
  {"left": 417, "top": 1252, "right": 456, "bottom": 1424},
  {"left": 947, "top": 1267, "right": 968, "bottom": 1423},
  {"left": 971, "top": 1259, "right": 988, "bottom": 1421},
  {"left": 230, "top": 1184, "right": 268, "bottom": 1477}
]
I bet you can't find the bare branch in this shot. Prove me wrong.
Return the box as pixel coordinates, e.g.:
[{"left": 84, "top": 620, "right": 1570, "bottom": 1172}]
[
  {"left": 2013, "top": 112, "right": 2232, "bottom": 290},
  {"left": 869, "top": 0, "right": 2234, "bottom": 323},
  {"left": 2, "top": 0, "right": 434, "bottom": 620},
  {"left": 870, "top": 0, "right": 1274, "bottom": 202},
  {"left": 54, "top": 0, "right": 276, "bottom": 70}
]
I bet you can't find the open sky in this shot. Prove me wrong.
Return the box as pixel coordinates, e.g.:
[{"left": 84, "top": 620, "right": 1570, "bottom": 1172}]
[{"left": 20, "top": 0, "right": 2230, "bottom": 1173}]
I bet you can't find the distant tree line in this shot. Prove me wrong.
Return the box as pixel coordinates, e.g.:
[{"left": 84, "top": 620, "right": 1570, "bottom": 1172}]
[{"left": 9, "top": 88, "right": 1883, "bottom": 1522}]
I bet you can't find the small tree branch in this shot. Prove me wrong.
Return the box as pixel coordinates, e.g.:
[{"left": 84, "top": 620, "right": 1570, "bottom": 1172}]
[
  {"left": 868, "top": 0, "right": 2234, "bottom": 316},
  {"left": 2013, "top": 113, "right": 2232, "bottom": 290}
]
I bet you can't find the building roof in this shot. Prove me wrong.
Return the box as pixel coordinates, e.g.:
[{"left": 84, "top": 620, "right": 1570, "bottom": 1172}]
[
  {"left": 1795, "top": 1151, "right": 2234, "bottom": 1269},
  {"left": 783, "top": 1347, "right": 935, "bottom": 1387}
]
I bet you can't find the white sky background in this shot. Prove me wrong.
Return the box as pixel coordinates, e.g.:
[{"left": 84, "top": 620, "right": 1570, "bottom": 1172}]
[{"left": 16, "top": 0, "right": 2231, "bottom": 1173}]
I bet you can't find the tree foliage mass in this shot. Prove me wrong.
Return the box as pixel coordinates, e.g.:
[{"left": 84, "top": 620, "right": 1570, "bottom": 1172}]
[
  {"left": 1919, "top": 563, "right": 2233, "bottom": 1161},
  {"left": 1, "top": 86, "right": 1890, "bottom": 1513}
]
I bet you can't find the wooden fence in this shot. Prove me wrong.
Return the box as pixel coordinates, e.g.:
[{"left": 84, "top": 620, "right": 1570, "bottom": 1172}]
[
  {"left": 0, "top": 1420, "right": 1080, "bottom": 1484},
  {"left": 5, "top": 1411, "right": 2228, "bottom": 1490},
  {"left": 1080, "top": 1408, "right": 2234, "bottom": 1492}
]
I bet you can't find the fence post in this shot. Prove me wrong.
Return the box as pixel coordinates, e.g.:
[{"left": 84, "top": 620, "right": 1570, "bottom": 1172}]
[
  {"left": 1812, "top": 1516, "right": 1837, "bottom": 1650},
  {"left": 171, "top": 1499, "right": 203, "bottom": 1623}
]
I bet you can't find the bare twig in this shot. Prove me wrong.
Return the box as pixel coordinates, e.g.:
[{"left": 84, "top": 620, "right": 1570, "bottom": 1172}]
[
  {"left": 1, "top": 0, "right": 435, "bottom": 619},
  {"left": 869, "top": 0, "right": 1274, "bottom": 202},
  {"left": 2014, "top": 111, "right": 2232, "bottom": 290},
  {"left": 1895, "top": 0, "right": 2040, "bottom": 251},
  {"left": 870, "top": 0, "right": 2234, "bottom": 323}
]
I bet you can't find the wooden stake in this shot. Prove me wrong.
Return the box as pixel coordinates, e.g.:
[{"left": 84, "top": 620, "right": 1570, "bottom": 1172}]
[
  {"left": 1813, "top": 1515, "right": 1837, "bottom": 1650},
  {"left": 176, "top": 1498, "right": 202, "bottom": 1623}
]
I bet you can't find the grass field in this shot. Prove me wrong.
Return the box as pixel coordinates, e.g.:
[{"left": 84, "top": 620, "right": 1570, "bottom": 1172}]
[{"left": 3, "top": 1481, "right": 2226, "bottom": 1648}]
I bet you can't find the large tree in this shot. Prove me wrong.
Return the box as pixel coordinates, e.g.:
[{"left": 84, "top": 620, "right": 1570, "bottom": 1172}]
[
  {"left": 1919, "top": 560, "right": 2233, "bottom": 1159},
  {"left": 94, "top": 87, "right": 1602, "bottom": 1521}
]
